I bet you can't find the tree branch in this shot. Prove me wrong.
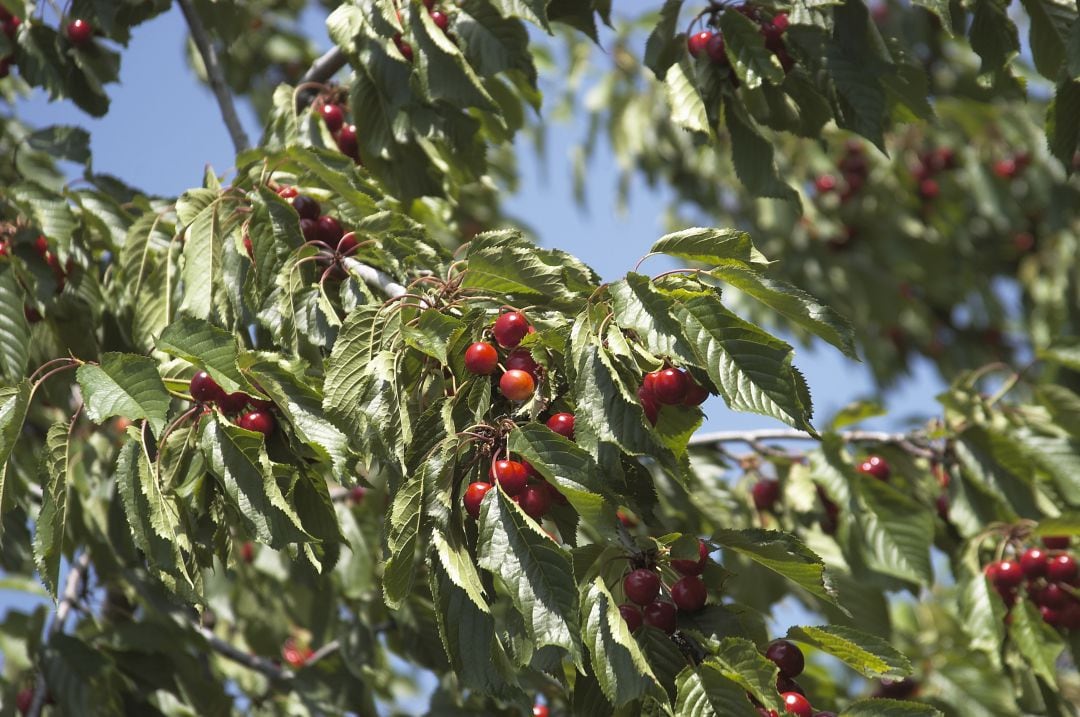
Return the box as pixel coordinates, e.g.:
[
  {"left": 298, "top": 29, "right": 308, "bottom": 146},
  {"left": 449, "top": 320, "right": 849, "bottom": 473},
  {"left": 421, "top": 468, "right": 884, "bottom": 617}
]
[
  {"left": 301, "top": 47, "right": 349, "bottom": 86},
  {"left": 28, "top": 552, "right": 91, "bottom": 717},
  {"left": 343, "top": 257, "right": 409, "bottom": 298},
  {"left": 177, "top": 0, "right": 251, "bottom": 154},
  {"left": 194, "top": 623, "right": 296, "bottom": 681},
  {"left": 688, "top": 428, "right": 938, "bottom": 460}
]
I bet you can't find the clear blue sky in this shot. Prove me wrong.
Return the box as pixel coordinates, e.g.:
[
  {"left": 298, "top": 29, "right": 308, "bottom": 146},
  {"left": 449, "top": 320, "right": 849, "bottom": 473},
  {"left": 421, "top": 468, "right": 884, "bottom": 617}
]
[{"left": 4, "top": 4, "right": 946, "bottom": 708}]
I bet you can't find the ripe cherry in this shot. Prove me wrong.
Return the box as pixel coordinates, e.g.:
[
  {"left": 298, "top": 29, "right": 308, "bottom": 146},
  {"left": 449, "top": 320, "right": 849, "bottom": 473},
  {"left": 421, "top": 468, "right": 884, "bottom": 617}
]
[
  {"left": 623, "top": 569, "right": 662, "bottom": 605},
  {"left": 350, "top": 486, "right": 366, "bottom": 503},
  {"left": 638, "top": 383, "right": 660, "bottom": 425},
  {"left": 277, "top": 186, "right": 299, "bottom": 199},
  {"left": 688, "top": 30, "right": 714, "bottom": 57},
  {"left": 240, "top": 541, "right": 255, "bottom": 563},
  {"left": 337, "top": 231, "right": 359, "bottom": 255},
  {"left": 300, "top": 218, "right": 320, "bottom": 244},
  {"left": 856, "top": 455, "right": 891, "bottom": 482},
  {"left": 505, "top": 349, "right": 538, "bottom": 376},
  {"left": 281, "top": 638, "right": 313, "bottom": 668},
  {"left": 394, "top": 34, "right": 414, "bottom": 62},
  {"left": 619, "top": 604, "right": 643, "bottom": 632},
  {"left": 705, "top": 33, "right": 727, "bottom": 64},
  {"left": 317, "top": 216, "right": 344, "bottom": 245},
  {"left": 546, "top": 412, "right": 575, "bottom": 439},
  {"left": 766, "top": 639, "right": 805, "bottom": 678},
  {"left": 780, "top": 692, "right": 813, "bottom": 717},
  {"left": 1040, "top": 605, "right": 1061, "bottom": 626},
  {"left": 430, "top": 10, "right": 450, "bottom": 30},
  {"left": 993, "top": 158, "right": 1018, "bottom": 179},
  {"left": 918, "top": 178, "right": 940, "bottom": 200},
  {"left": 493, "top": 311, "right": 530, "bottom": 348},
  {"left": 1020, "top": 547, "right": 1049, "bottom": 579},
  {"left": 320, "top": 103, "right": 344, "bottom": 132},
  {"left": 291, "top": 194, "right": 321, "bottom": 220},
  {"left": 652, "top": 368, "right": 688, "bottom": 404},
  {"left": 217, "top": 391, "right": 249, "bottom": 415},
  {"left": 2, "top": 15, "right": 20, "bottom": 39},
  {"left": 335, "top": 124, "right": 359, "bottom": 159},
  {"left": 683, "top": 379, "right": 709, "bottom": 406},
  {"left": 642, "top": 600, "right": 678, "bottom": 634},
  {"left": 519, "top": 485, "right": 551, "bottom": 520},
  {"left": 671, "top": 539, "right": 709, "bottom": 576},
  {"left": 752, "top": 479, "right": 781, "bottom": 511},
  {"left": 1044, "top": 536, "right": 1071, "bottom": 550},
  {"left": 815, "top": 174, "right": 837, "bottom": 193},
  {"left": 16, "top": 687, "right": 32, "bottom": 714},
  {"left": 464, "top": 481, "right": 492, "bottom": 519},
  {"left": 671, "top": 576, "right": 707, "bottom": 612},
  {"left": 1033, "top": 583, "right": 1069, "bottom": 608},
  {"left": 1047, "top": 554, "right": 1078, "bottom": 584},
  {"left": 190, "top": 371, "right": 224, "bottom": 404},
  {"left": 985, "top": 560, "right": 1023, "bottom": 594},
  {"left": 489, "top": 460, "right": 528, "bottom": 496},
  {"left": 464, "top": 342, "right": 498, "bottom": 375},
  {"left": 532, "top": 705, "right": 549, "bottom": 717},
  {"left": 772, "top": 12, "right": 790, "bottom": 31},
  {"left": 935, "top": 493, "right": 950, "bottom": 521},
  {"left": 499, "top": 369, "right": 535, "bottom": 401},
  {"left": 66, "top": 19, "right": 93, "bottom": 47},
  {"left": 238, "top": 411, "right": 275, "bottom": 437}
]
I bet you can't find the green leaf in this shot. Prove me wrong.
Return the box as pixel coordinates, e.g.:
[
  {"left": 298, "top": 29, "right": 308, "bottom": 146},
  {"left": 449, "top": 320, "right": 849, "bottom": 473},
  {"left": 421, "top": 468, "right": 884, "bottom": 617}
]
[
  {"left": 410, "top": 5, "right": 497, "bottom": 111},
  {"left": 24, "top": 126, "right": 92, "bottom": 167},
  {"left": 609, "top": 273, "right": 698, "bottom": 365},
  {"left": 1047, "top": 79, "right": 1080, "bottom": 165},
  {"left": 785, "top": 624, "right": 912, "bottom": 679},
  {"left": 177, "top": 191, "right": 226, "bottom": 322},
  {"left": 839, "top": 699, "right": 943, "bottom": 717},
  {"left": 42, "top": 634, "right": 121, "bottom": 716},
  {"left": 401, "top": 309, "right": 466, "bottom": 366},
  {"left": 708, "top": 639, "right": 781, "bottom": 709},
  {"left": 1010, "top": 597, "right": 1066, "bottom": 686},
  {"left": 157, "top": 315, "right": 251, "bottom": 394},
  {"left": 461, "top": 235, "right": 587, "bottom": 307},
  {"left": 580, "top": 577, "right": 662, "bottom": 707},
  {"left": 723, "top": 101, "right": 797, "bottom": 200},
  {"left": 665, "top": 56, "right": 711, "bottom": 134},
  {"left": 1036, "top": 385, "right": 1080, "bottom": 439},
  {"left": 650, "top": 227, "right": 769, "bottom": 267},
  {"left": 76, "top": 353, "right": 171, "bottom": 437},
  {"left": 958, "top": 572, "right": 1006, "bottom": 667},
  {"left": 645, "top": 0, "right": 686, "bottom": 78},
  {"left": 1034, "top": 513, "right": 1080, "bottom": 536},
  {"left": 675, "top": 666, "right": 761, "bottom": 717},
  {"left": 33, "top": 422, "right": 71, "bottom": 598},
  {"left": 677, "top": 293, "right": 814, "bottom": 431},
  {"left": 0, "top": 380, "right": 30, "bottom": 529},
  {"left": 455, "top": 0, "right": 537, "bottom": 84},
  {"left": 1018, "top": 0, "right": 1074, "bottom": 79},
  {"left": 854, "top": 475, "right": 935, "bottom": 585},
  {"left": 199, "top": 417, "right": 309, "bottom": 549},
  {"left": 719, "top": 9, "right": 785, "bottom": 88},
  {"left": 968, "top": 0, "right": 1021, "bottom": 78},
  {"left": 711, "top": 528, "right": 841, "bottom": 608},
  {"left": 0, "top": 265, "right": 31, "bottom": 381},
  {"left": 477, "top": 489, "right": 582, "bottom": 663},
  {"left": 324, "top": 343, "right": 404, "bottom": 469}
]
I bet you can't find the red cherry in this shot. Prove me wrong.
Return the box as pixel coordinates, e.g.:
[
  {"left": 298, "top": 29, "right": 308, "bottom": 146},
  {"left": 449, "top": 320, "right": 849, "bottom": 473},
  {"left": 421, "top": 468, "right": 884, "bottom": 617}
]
[
  {"left": 319, "top": 103, "right": 345, "bottom": 132},
  {"left": 23, "top": 305, "right": 42, "bottom": 323},
  {"left": 856, "top": 455, "right": 891, "bottom": 482},
  {"left": 350, "top": 486, "right": 366, "bottom": 503},
  {"left": 217, "top": 391, "right": 249, "bottom": 415},
  {"left": 300, "top": 218, "right": 320, "bottom": 244},
  {"left": 277, "top": 186, "right": 299, "bottom": 199},
  {"left": 1020, "top": 547, "right": 1049, "bottom": 580},
  {"left": 776, "top": 676, "right": 805, "bottom": 696},
  {"left": 334, "top": 233, "right": 358, "bottom": 257},
  {"left": 687, "top": 30, "right": 714, "bottom": 57},
  {"left": 642, "top": 600, "right": 678, "bottom": 634},
  {"left": 683, "top": 380, "right": 709, "bottom": 406},
  {"left": 751, "top": 479, "right": 781, "bottom": 511},
  {"left": 1060, "top": 602, "right": 1080, "bottom": 629},
  {"left": 394, "top": 34, "right": 414, "bottom": 62},
  {"left": 1040, "top": 605, "right": 1061, "bottom": 626},
  {"left": 281, "top": 638, "right": 312, "bottom": 668},
  {"left": 671, "top": 540, "right": 709, "bottom": 576},
  {"left": 316, "top": 216, "right": 344, "bottom": 245},
  {"left": 617, "top": 509, "right": 638, "bottom": 528},
  {"left": 291, "top": 194, "right": 321, "bottom": 220},
  {"left": 546, "top": 413, "right": 575, "bottom": 439},
  {"left": 242, "top": 235, "right": 254, "bottom": 259},
  {"left": 505, "top": 349, "right": 539, "bottom": 376},
  {"left": 499, "top": 369, "right": 535, "bottom": 401},
  {"left": 16, "top": 687, "right": 32, "bottom": 714},
  {"left": 335, "top": 124, "right": 359, "bottom": 160},
  {"left": 772, "top": 12, "right": 790, "bottom": 31},
  {"left": 519, "top": 485, "right": 551, "bottom": 520},
  {"left": 1047, "top": 554, "right": 1078, "bottom": 584},
  {"left": 238, "top": 411, "right": 275, "bottom": 437},
  {"left": 985, "top": 560, "right": 1023, "bottom": 593},
  {"left": 463, "top": 481, "right": 492, "bottom": 519},
  {"left": 240, "top": 541, "right": 255, "bottom": 564},
  {"left": 935, "top": 493, "right": 950, "bottom": 521},
  {"left": 493, "top": 311, "right": 530, "bottom": 348},
  {"left": 489, "top": 460, "right": 528, "bottom": 496},
  {"left": 618, "top": 604, "right": 643, "bottom": 632},
  {"left": 532, "top": 706, "right": 549, "bottom": 717},
  {"left": 918, "top": 178, "right": 940, "bottom": 200},
  {"left": 190, "top": 371, "right": 224, "bottom": 404},
  {"left": 430, "top": 10, "right": 450, "bottom": 30},
  {"left": 1044, "top": 536, "right": 1071, "bottom": 550},
  {"left": 671, "top": 575, "right": 707, "bottom": 612},
  {"left": 3, "top": 16, "right": 20, "bottom": 39},
  {"left": 653, "top": 368, "right": 688, "bottom": 404},
  {"left": 33, "top": 235, "right": 49, "bottom": 256},
  {"left": 1033, "top": 583, "right": 1069, "bottom": 608},
  {"left": 623, "top": 569, "right": 662, "bottom": 605},
  {"left": 705, "top": 33, "right": 728, "bottom": 64},
  {"left": 766, "top": 640, "right": 805, "bottom": 678},
  {"left": 993, "top": 158, "right": 1017, "bottom": 179},
  {"left": 781, "top": 692, "right": 813, "bottom": 717},
  {"left": 66, "top": 19, "right": 93, "bottom": 47},
  {"left": 815, "top": 174, "right": 837, "bottom": 193},
  {"left": 638, "top": 383, "right": 660, "bottom": 425},
  {"left": 464, "top": 342, "right": 498, "bottom": 375}
]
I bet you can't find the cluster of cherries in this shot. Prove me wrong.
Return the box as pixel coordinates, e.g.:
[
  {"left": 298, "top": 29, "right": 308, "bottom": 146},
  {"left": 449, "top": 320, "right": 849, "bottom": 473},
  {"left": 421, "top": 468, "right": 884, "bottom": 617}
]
[
  {"left": 984, "top": 535, "right": 1080, "bottom": 630},
  {"left": 687, "top": 5, "right": 792, "bottom": 82},
  {"left": 13, "top": 687, "right": 53, "bottom": 715},
  {"left": 255, "top": 185, "right": 359, "bottom": 280},
  {"left": 189, "top": 371, "right": 276, "bottom": 437},
  {"left": 0, "top": 13, "right": 95, "bottom": 78},
  {"left": 814, "top": 141, "right": 870, "bottom": 203},
  {"left": 992, "top": 152, "right": 1031, "bottom": 181},
  {"left": 4, "top": 234, "right": 75, "bottom": 323},
  {"left": 281, "top": 637, "right": 315, "bottom": 669},
  {"left": 463, "top": 449, "right": 568, "bottom": 523},
  {"left": 464, "top": 311, "right": 540, "bottom": 402},
  {"left": 753, "top": 639, "right": 836, "bottom": 716},
  {"left": 392, "top": 0, "right": 451, "bottom": 62},
  {"left": 617, "top": 540, "right": 711, "bottom": 635},
  {"left": 909, "top": 146, "right": 958, "bottom": 202},
  {"left": 315, "top": 98, "right": 359, "bottom": 163},
  {"left": 636, "top": 366, "right": 709, "bottom": 424}
]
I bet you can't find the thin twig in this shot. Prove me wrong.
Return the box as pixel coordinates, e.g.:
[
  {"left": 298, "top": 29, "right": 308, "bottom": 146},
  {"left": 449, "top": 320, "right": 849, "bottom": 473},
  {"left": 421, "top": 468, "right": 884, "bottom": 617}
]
[
  {"left": 194, "top": 623, "right": 296, "bottom": 681},
  {"left": 28, "top": 552, "right": 91, "bottom": 717},
  {"left": 177, "top": 0, "right": 251, "bottom": 153},
  {"left": 296, "top": 47, "right": 349, "bottom": 110},
  {"left": 688, "top": 428, "right": 938, "bottom": 460}
]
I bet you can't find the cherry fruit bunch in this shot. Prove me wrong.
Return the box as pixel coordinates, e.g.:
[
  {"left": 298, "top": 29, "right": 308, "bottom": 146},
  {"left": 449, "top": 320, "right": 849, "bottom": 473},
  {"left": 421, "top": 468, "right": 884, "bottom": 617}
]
[
  {"left": 985, "top": 535, "right": 1080, "bottom": 630},
  {"left": 686, "top": 3, "right": 793, "bottom": 83},
  {"left": 311, "top": 91, "right": 359, "bottom": 163},
  {"left": 392, "top": 0, "right": 452, "bottom": 63},
  {"left": 617, "top": 540, "right": 713, "bottom": 636},
  {"left": 0, "top": 11, "right": 96, "bottom": 78}
]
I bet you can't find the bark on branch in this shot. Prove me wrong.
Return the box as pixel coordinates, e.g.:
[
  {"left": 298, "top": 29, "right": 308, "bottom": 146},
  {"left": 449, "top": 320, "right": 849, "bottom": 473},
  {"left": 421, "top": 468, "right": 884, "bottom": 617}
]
[{"left": 687, "top": 428, "right": 938, "bottom": 459}]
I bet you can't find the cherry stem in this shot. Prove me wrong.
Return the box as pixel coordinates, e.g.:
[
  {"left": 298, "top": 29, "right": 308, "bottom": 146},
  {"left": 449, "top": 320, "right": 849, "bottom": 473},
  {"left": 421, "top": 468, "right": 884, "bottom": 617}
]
[
  {"left": 155, "top": 405, "right": 202, "bottom": 471},
  {"left": 29, "top": 356, "right": 79, "bottom": 384}
]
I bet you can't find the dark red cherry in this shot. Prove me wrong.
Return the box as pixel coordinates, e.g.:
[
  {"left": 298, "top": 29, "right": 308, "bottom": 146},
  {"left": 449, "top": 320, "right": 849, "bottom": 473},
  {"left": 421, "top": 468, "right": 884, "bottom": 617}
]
[
  {"left": 493, "top": 311, "right": 530, "bottom": 348},
  {"left": 766, "top": 639, "right": 805, "bottom": 678},
  {"left": 688, "top": 30, "right": 714, "bottom": 57},
  {"left": 671, "top": 540, "right": 709, "bottom": 576},
  {"left": 642, "top": 600, "right": 678, "bottom": 634},
  {"left": 623, "top": 569, "right": 662, "bottom": 605},
  {"left": 66, "top": 19, "right": 93, "bottom": 47},
  {"left": 190, "top": 371, "right": 224, "bottom": 404},
  {"left": 463, "top": 481, "right": 492, "bottom": 519},
  {"left": 291, "top": 194, "right": 321, "bottom": 221},
  {"left": 670, "top": 576, "right": 707, "bottom": 612},
  {"left": 1020, "top": 547, "right": 1049, "bottom": 580},
  {"left": 546, "top": 413, "right": 575, "bottom": 439},
  {"left": 619, "top": 604, "right": 643, "bottom": 632},
  {"left": 856, "top": 455, "right": 891, "bottom": 482},
  {"left": 317, "top": 216, "right": 344, "bottom": 245},
  {"left": 319, "top": 103, "right": 345, "bottom": 132},
  {"left": 238, "top": 411, "right": 275, "bottom": 437}
]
